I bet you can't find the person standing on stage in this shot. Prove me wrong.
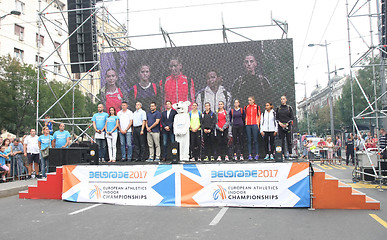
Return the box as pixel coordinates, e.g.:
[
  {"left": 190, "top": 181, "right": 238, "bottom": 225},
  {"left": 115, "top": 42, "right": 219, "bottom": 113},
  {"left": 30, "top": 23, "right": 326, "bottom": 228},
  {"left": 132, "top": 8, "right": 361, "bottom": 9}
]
[
  {"left": 146, "top": 102, "right": 161, "bottom": 162},
  {"left": 92, "top": 104, "right": 109, "bottom": 162},
  {"left": 275, "top": 95, "right": 294, "bottom": 160},
  {"left": 260, "top": 102, "right": 277, "bottom": 161},
  {"left": 161, "top": 100, "right": 177, "bottom": 161},
  {"left": 201, "top": 102, "right": 217, "bottom": 161},
  {"left": 100, "top": 69, "right": 123, "bottom": 113},
  {"left": 196, "top": 70, "right": 231, "bottom": 112},
  {"left": 245, "top": 96, "right": 261, "bottom": 161},
  {"left": 230, "top": 99, "right": 245, "bottom": 161},
  {"left": 231, "top": 54, "right": 272, "bottom": 108},
  {"left": 23, "top": 129, "right": 40, "bottom": 178},
  {"left": 38, "top": 126, "right": 53, "bottom": 178},
  {"left": 105, "top": 107, "right": 119, "bottom": 163},
  {"left": 160, "top": 57, "right": 195, "bottom": 107},
  {"left": 117, "top": 102, "right": 133, "bottom": 162},
  {"left": 52, "top": 123, "right": 71, "bottom": 148},
  {"left": 132, "top": 102, "right": 147, "bottom": 162},
  {"left": 128, "top": 65, "right": 160, "bottom": 111},
  {"left": 189, "top": 102, "right": 201, "bottom": 161},
  {"left": 215, "top": 101, "right": 230, "bottom": 161}
]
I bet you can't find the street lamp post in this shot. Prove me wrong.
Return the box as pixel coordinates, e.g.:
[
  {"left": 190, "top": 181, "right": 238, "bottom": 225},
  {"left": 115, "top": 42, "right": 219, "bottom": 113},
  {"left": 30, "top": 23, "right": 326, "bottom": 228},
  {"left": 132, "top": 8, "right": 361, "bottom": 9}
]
[
  {"left": 308, "top": 40, "right": 335, "bottom": 139},
  {"left": 0, "top": 10, "right": 21, "bottom": 20},
  {"left": 295, "top": 81, "right": 310, "bottom": 134}
]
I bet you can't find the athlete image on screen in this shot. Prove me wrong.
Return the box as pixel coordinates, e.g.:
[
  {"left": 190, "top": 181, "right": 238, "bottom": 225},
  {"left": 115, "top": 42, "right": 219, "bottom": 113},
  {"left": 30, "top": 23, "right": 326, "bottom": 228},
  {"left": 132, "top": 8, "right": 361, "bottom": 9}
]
[
  {"left": 196, "top": 70, "right": 231, "bottom": 112},
  {"left": 128, "top": 65, "right": 160, "bottom": 111},
  {"left": 160, "top": 57, "right": 195, "bottom": 108},
  {"left": 100, "top": 68, "right": 124, "bottom": 113},
  {"left": 231, "top": 54, "right": 272, "bottom": 108}
]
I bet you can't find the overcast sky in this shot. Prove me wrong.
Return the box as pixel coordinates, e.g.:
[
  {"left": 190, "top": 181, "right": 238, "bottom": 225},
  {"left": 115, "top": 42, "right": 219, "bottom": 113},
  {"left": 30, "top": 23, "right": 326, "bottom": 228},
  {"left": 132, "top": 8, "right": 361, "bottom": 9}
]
[{"left": 99, "top": 0, "right": 378, "bottom": 103}]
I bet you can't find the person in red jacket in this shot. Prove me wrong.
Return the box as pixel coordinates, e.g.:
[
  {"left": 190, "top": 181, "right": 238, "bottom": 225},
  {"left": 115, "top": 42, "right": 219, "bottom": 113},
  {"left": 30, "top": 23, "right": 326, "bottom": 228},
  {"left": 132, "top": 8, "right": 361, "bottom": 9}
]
[
  {"left": 245, "top": 96, "right": 261, "bottom": 161},
  {"left": 100, "top": 68, "right": 123, "bottom": 113},
  {"left": 160, "top": 57, "right": 195, "bottom": 108}
]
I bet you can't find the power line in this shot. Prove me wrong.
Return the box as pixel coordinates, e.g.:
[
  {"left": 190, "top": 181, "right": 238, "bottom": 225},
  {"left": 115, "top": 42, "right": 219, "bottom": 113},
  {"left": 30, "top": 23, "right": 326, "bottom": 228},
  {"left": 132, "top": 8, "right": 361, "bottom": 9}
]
[
  {"left": 103, "top": 0, "right": 263, "bottom": 15},
  {"left": 296, "top": 0, "right": 318, "bottom": 70}
]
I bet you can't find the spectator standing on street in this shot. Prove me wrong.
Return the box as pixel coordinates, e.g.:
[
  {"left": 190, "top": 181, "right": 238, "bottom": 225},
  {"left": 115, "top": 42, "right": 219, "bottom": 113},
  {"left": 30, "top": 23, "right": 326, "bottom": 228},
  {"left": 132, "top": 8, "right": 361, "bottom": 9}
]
[
  {"left": 0, "top": 145, "right": 10, "bottom": 181},
  {"left": 10, "top": 138, "right": 24, "bottom": 178},
  {"left": 24, "top": 129, "right": 40, "bottom": 178},
  {"left": 335, "top": 136, "right": 342, "bottom": 164},
  {"left": 92, "top": 104, "right": 109, "bottom": 162},
  {"left": 379, "top": 128, "right": 387, "bottom": 159},
  {"left": 1, "top": 138, "right": 11, "bottom": 177},
  {"left": 345, "top": 135, "right": 355, "bottom": 166},
  {"left": 44, "top": 115, "right": 54, "bottom": 135},
  {"left": 117, "top": 102, "right": 133, "bottom": 161}
]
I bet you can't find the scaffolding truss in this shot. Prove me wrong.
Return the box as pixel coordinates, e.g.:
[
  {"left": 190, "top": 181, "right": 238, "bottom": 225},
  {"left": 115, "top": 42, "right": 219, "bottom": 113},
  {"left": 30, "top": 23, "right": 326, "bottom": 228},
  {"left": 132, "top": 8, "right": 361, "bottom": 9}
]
[
  {"left": 346, "top": 0, "right": 387, "bottom": 189},
  {"left": 36, "top": 0, "right": 288, "bottom": 146}
]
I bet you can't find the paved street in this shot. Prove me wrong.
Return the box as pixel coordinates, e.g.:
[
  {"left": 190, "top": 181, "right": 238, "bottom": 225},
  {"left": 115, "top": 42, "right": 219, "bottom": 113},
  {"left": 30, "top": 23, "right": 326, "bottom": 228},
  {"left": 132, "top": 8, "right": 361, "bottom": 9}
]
[{"left": 0, "top": 162, "right": 385, "bottom": 240}]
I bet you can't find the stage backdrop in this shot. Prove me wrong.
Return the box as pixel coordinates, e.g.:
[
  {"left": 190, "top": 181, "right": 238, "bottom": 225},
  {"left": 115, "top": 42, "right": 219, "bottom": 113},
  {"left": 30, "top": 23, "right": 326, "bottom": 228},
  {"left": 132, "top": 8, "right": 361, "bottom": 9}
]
[
  {"left": 99, "top": 39, "right": 295, "bottom": 112},
  {"left": 62, "top": 162, "right": 310, "bottom": 207}
]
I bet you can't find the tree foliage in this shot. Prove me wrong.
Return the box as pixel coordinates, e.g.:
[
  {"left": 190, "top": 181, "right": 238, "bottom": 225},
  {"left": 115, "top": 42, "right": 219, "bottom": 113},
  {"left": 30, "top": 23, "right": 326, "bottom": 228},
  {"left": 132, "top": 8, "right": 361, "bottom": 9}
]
[{"left": 0, "top": 56, "right": 97, "bottom": 136}]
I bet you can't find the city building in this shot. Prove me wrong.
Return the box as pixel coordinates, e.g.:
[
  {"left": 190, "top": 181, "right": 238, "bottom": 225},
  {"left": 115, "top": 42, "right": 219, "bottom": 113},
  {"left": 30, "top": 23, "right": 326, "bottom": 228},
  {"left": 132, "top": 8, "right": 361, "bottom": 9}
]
[
  {"left": 0, "top": 0, "right": 68, "bottom": 80},
  {"left": 297, "top": 74, "right": 347, "bottom": 121}
]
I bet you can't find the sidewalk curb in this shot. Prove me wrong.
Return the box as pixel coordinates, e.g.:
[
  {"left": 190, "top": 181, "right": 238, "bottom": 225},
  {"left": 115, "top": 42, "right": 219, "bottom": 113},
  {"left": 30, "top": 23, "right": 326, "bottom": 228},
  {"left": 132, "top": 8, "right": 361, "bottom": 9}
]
[{"left": 0, "top": 185, "right": 29, "bottom": 199}]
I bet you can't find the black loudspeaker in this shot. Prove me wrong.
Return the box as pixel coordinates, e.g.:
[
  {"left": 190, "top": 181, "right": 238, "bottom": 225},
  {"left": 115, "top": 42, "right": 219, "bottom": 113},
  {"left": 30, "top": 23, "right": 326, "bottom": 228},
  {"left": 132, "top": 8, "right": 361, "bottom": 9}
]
[
  {"left": 167, "top": 141, "right": 180, "bottom": 163},
  {"left": 49, "top": 147, "right": 90, "bottom": 172},
  {"left": 361, "top": 167, "right": 377, "bottom": 181},
  {"left": 274, "top": 136, "right": 283, "bottom": 162},
  {"left": 68, "top": 0, "right": 98, "bottom": 73},
  {"left": 87, "top": 143, "right": 99, "bottom": 165}
]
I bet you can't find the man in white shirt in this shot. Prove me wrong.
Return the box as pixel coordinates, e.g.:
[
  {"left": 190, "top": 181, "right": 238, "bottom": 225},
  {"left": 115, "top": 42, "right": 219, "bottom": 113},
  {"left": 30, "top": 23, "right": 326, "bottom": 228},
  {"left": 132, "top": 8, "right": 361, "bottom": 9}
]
[
  {"left": 23, "top": 129, "right": 40, "bottom": 178},
  {"left": 117, "top": 101, "right": 133, "bottom": 161},
  {"left": 132, "top": 102, "right": 147, "bottom": 161}
]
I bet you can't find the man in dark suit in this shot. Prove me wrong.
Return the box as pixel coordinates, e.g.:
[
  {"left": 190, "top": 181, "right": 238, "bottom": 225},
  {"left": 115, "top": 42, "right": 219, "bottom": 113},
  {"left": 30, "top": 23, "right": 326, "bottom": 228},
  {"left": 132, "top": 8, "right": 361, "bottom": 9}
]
[{"left": 161, "top": 100, "right": 177, "bottom": 160}]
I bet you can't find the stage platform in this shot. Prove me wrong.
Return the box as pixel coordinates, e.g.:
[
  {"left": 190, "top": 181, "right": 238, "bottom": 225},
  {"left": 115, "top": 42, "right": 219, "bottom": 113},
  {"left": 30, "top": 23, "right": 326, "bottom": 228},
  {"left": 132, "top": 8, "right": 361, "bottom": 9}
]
[{"left": 18, "top": 161, "right": 380, "bottom": 210}]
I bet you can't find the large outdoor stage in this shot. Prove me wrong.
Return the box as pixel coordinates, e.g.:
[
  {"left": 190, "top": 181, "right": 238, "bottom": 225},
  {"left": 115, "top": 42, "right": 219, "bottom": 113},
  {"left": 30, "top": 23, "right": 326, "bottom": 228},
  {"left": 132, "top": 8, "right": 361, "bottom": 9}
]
[{"left": 19, "top": 161, "right": 380, "bottom": 210}]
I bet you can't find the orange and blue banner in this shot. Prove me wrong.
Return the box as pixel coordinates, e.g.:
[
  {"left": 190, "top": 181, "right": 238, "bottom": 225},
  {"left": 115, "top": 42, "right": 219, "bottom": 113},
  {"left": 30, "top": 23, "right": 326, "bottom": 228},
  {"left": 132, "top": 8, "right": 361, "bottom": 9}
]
[{"left": 62, "top": 162, "right": 310, "bottom": 207}]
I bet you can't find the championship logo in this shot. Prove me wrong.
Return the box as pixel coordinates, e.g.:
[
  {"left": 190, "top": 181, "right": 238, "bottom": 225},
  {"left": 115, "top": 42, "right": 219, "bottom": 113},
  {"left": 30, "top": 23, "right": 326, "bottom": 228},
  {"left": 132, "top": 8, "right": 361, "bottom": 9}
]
[
  {"left": 213, "top": 185, "right": 227, "bottom": 200},
  {"left": 89, "top": 185, "right": 102, "bottom": 199}
]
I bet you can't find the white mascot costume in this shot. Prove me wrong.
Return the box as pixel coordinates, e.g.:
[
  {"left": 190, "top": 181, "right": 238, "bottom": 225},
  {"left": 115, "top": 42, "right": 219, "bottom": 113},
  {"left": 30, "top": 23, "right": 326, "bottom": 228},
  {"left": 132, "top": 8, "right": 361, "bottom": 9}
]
[{"left": 173, "top": 101, "right": 191, "bottom": 161}]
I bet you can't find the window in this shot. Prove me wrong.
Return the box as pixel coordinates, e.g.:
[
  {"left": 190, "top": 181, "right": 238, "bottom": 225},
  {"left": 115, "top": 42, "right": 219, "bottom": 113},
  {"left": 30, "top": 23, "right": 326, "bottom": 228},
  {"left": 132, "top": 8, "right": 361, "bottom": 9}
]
[
  {"left": 54, "top": 62, "right": 61, "bottom": 74},
  {"left": 35, "top": 55, "right": 44, "bottom": 65},
  {"left": 14, "top": 48, "right": 24, "bottom": 62},
  {"left": 14, "top": 24, "right": 24, "bottom": 41},
  {"left": 54, "top": 41, "right": 61, "bottom": 53},
  {"left": 15, "top": 0, "right": 25, "bottom": 14},
  {"left": 36, "top": 34, "right": 44, "bottom": 47},
  {"left": 55, "top": 20, "right": 62, "bottom": 36}
]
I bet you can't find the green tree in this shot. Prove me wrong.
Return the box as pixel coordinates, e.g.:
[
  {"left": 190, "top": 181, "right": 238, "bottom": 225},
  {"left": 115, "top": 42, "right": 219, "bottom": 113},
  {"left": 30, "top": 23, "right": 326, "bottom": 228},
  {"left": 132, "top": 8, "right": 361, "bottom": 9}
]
[{"left": 0, "top": 56, "right": 38, "bottom": 135}]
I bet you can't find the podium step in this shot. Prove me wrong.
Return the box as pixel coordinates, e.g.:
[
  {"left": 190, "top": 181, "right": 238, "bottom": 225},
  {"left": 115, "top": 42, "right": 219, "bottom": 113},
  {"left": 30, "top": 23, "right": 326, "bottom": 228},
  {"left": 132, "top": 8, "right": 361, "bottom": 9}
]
[
  {"left": 19, "top": 167, "right": 63, "bottom": 200},
  {"left": 312, "top": 169, "right": 380, "bottom": 210}
]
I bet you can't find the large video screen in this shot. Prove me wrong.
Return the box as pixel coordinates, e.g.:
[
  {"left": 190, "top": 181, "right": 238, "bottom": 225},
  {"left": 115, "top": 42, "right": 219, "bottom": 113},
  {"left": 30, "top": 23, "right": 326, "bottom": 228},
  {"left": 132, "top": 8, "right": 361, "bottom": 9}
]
[{"left": 100, "top": 39, "right": 295, "bottom": 113}]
